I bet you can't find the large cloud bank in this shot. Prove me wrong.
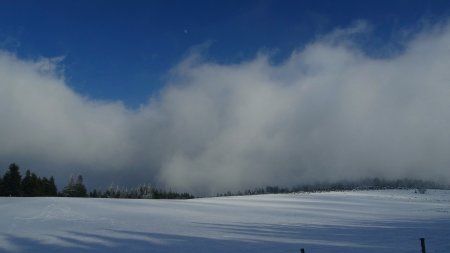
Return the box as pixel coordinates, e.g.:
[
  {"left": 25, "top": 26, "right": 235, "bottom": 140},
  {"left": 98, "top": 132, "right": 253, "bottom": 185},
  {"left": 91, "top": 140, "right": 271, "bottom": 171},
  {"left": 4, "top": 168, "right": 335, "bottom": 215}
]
[{"left": 1, "top": 22, "right": 450, "bottom": 194}]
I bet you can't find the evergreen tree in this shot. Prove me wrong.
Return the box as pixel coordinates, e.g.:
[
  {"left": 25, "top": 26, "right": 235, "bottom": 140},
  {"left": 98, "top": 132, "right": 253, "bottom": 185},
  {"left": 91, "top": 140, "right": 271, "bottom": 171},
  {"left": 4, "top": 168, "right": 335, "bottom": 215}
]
[
  {"left": 74, "top": 175, "right": 87, "bottom": 197},
  {"left": 41, "top": 177, "right": 50, "bottom": 196},
  {"left": 21, "top": 170, "right": 34, "bottom": 196},
  {"left": 62, "top": 175, "right": 76, "bottom": 197},
  {"left": 3, "top": 163, "right": 22, "bottom": 196},
  {"left": 48, "top": 177, "right": 58, "bottom": 196},
  {"left": 0, "top": 164, "right": 58, "bottom": 197},
  {"left": 30, "top": 172, "right": 41, "bottom": 196},
  {"left": 0, "top": 177, "right": 3, "bottom": 196},
  {"left": 63, "top": 175, "right": 87, "bottom": 197},
  {"left": 90, "top": 189, "right": 99, "bottom": 198}
]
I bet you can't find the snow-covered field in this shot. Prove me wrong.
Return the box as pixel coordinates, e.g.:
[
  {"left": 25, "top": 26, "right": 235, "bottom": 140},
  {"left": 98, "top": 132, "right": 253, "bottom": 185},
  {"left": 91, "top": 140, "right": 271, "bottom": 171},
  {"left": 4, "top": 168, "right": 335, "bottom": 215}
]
[{"left": 1, "top": 190, "right": 449, "bottom": 253}]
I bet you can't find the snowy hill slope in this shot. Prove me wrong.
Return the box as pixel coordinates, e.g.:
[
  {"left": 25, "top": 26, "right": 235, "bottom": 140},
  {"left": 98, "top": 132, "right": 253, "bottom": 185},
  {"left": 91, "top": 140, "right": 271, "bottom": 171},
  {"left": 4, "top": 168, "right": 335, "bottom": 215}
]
[{"left": 1, "top": 190, "right": 449, "bottom": 253}]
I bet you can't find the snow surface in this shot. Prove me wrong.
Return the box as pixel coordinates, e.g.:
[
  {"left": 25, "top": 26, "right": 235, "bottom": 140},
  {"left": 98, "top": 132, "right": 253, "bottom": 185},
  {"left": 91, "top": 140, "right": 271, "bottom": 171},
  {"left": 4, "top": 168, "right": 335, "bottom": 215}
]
[{"left": 1, "top": 189, "right": 449, "bottom": 253}]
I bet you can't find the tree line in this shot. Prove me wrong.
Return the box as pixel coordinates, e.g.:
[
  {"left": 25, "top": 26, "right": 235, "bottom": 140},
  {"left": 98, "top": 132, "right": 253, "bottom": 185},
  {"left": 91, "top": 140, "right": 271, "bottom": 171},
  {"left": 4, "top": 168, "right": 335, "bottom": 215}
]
[
  {"left": 0, "top": 163, "right": 57, "bottom": 197},
  {"left": 216, "top": 177, "right": 450, "bottom": 197},
  {"left": 89, "top": 185, "right": 194, "bottom": 199},
  {"left": 0, "top": 163, "right": 194, "bottom": 199},
  {"left": 4, "top": 162, "right": 446, "bottom": 199}
]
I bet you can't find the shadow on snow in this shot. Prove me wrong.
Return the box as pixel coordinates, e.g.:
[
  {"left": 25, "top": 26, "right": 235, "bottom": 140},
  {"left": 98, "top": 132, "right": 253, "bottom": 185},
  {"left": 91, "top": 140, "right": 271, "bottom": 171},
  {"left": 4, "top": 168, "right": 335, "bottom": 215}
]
[{"left": 2, "top": 219, "right": 449, "bottom": 253}]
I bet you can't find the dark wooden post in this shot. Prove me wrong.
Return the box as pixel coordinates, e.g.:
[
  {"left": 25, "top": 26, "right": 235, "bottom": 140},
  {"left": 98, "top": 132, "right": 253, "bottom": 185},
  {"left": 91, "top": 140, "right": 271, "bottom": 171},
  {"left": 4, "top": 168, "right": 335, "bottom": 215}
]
[
  {"left": 420, "top": 238, "right": 426, "bottom": 253},
  {"left": 300, "top": 248, "right": 305, "bottom": 253}
]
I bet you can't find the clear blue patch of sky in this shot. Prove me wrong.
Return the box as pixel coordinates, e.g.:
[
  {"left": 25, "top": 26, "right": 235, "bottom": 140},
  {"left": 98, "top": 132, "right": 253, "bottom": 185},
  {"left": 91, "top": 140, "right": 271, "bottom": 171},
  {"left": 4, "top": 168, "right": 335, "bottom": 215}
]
[{"left": 1, "top": 0, "right": 450, "bottom": 107}]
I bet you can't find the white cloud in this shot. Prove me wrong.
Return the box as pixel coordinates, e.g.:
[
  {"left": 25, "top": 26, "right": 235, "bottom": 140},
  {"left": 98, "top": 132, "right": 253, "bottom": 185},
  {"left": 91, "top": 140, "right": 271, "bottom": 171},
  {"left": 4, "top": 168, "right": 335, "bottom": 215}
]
[
  {"left": 0, "top": 51, "right": 134, "bottom": 171},
  {"left": 2, "top": 21, "right": 450, "bottom": 194}
]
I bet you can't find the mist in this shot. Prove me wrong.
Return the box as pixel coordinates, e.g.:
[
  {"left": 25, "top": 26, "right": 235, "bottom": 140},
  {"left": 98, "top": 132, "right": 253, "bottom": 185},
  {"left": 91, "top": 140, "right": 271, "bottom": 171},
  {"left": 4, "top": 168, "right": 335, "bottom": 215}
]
[{"left": 1, "top": 21, "right": 450, "bottom": 194}]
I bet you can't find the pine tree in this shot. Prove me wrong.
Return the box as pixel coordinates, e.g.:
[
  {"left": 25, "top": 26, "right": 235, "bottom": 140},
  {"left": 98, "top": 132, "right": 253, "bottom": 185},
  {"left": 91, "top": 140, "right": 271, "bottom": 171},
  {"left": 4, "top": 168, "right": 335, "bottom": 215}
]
[
  {"left": 3, "top": 163, "right": 22, "bottom": 196},
  {"left": 63, "top": 175, "right": 87, "bottom": 197},
  {"left": 0, "top": 177, "right": 3, "bottom": 196},
  {"left": 30, "top": 172, "right": 41, "bottom": 196},
  {"left": 62, "top": 175, "right": 76, "bottom": 197},
  {"left": 48, "top": 177, "right": 57, "bottom": 196},
  {"left": 21, "top": 170, "right": 34, "bottom": 196},
  {"left": 74, "top": 175, "right": 87, "bottom": 197},
  {"left": 41, "top": 177, "right": 51, "bottom": 196},
  {"left": 90, "top": 189, "right": 99, "bottom": 198}
]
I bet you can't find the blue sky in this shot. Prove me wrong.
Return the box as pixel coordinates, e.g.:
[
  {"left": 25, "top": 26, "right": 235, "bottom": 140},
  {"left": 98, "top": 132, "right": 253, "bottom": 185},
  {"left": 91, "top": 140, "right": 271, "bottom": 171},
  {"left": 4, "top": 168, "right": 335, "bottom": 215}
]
[{"left": 1, "top": 0, "right": 449, "bottom": 107}]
